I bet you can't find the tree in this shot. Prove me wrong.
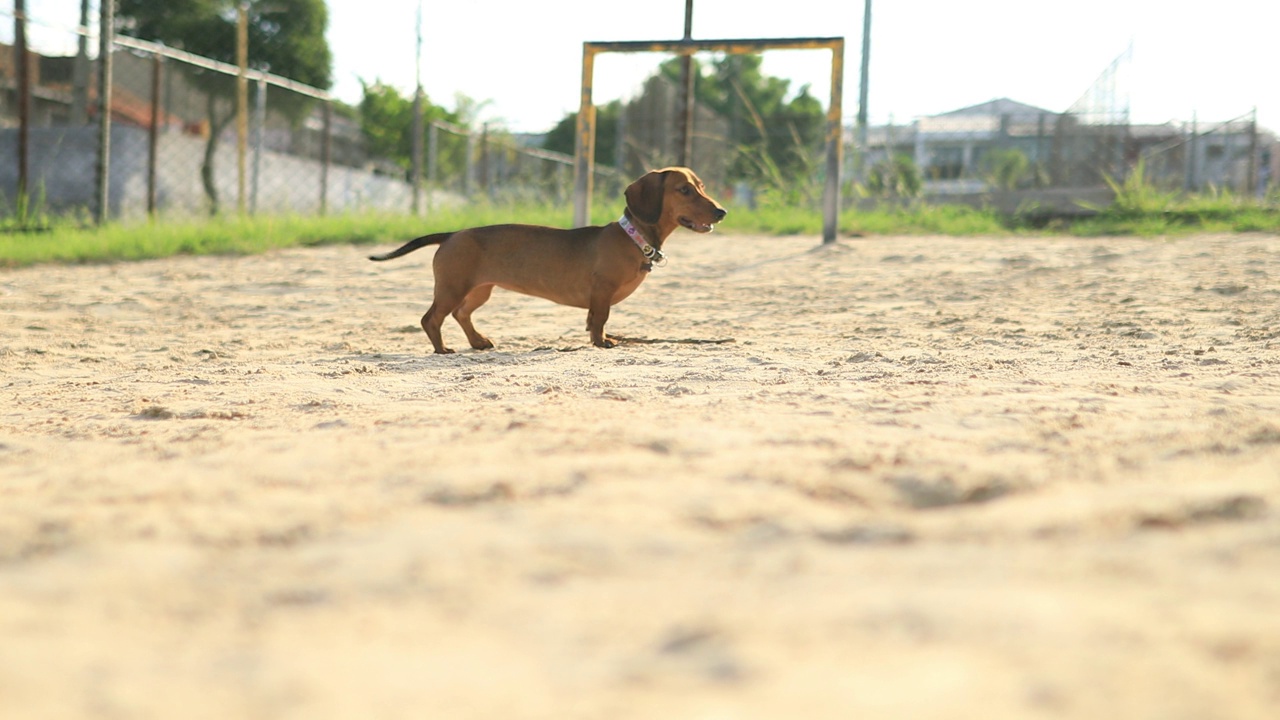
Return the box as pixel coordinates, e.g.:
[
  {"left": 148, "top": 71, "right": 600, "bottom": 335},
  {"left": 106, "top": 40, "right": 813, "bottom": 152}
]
[
  {"left": 357, "top": 81, "right": 464, "bottom": 178},
  {"left": 680, "top": 55, "right": 825, "bottom": 193},
  {"left": 116, "top": 0, "right": 332, "bottom": 214},
  {"left": 541, "top": 100, "right": 623, "bottom": 166}
]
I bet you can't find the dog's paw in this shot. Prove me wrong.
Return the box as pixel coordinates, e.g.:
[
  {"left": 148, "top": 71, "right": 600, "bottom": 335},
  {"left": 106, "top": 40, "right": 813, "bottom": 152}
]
[{"left": 593, "top": 338, "right": 618, "bottom": 349}]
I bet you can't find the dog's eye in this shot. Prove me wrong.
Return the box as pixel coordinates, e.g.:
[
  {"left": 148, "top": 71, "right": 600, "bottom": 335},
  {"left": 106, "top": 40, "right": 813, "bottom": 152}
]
[{"left": 679, "top": 186, "right": 692, "bottom": 195}]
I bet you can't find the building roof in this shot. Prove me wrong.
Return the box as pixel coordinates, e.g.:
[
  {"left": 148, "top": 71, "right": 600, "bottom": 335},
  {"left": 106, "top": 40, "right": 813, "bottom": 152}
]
[{"left": 934, "top": 97, "right": 1056, "bottom": 119}]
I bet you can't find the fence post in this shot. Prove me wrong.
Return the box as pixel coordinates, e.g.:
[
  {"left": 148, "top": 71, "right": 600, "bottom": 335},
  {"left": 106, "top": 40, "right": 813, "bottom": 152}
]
[
  {"left": 464, "top": 132, "right": 475, "bottom": 198},
  {"left": 428, "top": 121, "right": 438, "bottom": 210},
  {"left": 15, "top": 0, "right": 30, "bottom": 203},
  {"left": 411, "top": 88, "right": 423, "bottom": 215},
  {"left": 147, "top": 52, "right": 162, "bottom": 217},
  {"left": 95, "top": 0, "right": 115, "bottom": 224},
  {"left": 252, "top": 76, "right": 266, "bottom": 215},
  {"left": 1247, "top": 107, "right": 1259, "bottom": 197},
  {"left": 1185, "top": 115, "right": 1198, "bottom": 192},
  {"left": 235, "top": 2, "right": 248, "bottom": 215},
  {"left": 320, "top": 100, "right": 332, "bottom": 215},
  {"left": 72, "top": 0, "right": 91, "bottom": 125},
  {"left": 614, "top": 111, "right": 627, "bottom": 174},
  {"left": 480, "top": 123, "right": 491, "bottom": 199}
]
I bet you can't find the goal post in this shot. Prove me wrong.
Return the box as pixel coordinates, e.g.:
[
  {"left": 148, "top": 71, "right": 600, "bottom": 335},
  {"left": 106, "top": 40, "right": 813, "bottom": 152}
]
[{"left": 574, "top": 36, "right": 845, "bottom": 243}]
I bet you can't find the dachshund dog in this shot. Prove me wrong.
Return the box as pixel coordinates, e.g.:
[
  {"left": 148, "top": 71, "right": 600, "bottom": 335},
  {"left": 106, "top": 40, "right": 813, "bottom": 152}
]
[{"left": 368, "top": 167, "right": 726, "bottom": 353}]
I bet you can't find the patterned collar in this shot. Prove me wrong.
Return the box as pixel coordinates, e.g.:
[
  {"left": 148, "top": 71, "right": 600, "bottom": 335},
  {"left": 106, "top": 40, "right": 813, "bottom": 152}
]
[{"left": 618, "top": 213, "right": 666, "bottom": 269}]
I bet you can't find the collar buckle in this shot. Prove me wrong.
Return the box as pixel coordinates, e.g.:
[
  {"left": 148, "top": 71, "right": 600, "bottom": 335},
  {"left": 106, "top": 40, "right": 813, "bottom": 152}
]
[{"left": 619, "top": 213, "right": 666, "bottom": 269}]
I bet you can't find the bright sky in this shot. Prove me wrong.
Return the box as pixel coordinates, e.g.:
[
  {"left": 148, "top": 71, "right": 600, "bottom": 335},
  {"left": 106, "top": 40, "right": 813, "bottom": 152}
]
[{"left": 12, "top": 0, "right": 1278, "bottom": 134}]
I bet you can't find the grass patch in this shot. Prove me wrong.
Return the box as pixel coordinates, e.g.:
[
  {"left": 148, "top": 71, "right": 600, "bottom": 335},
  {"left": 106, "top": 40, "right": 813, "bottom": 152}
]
[
  {"left": 1068, "top": 195, "right": 1280, "bottom": 237},
  {"left": 0, "top": 205, "right": 586, "bottom": 268},
  {"left": 2, "top": 193, "right": 1278, "bottom": 268}
]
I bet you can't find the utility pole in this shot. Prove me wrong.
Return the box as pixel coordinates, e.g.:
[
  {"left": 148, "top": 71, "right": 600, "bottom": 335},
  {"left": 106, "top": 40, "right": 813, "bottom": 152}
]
[{"left": 675, "top": 0, "right": 694, "bottom": 166}]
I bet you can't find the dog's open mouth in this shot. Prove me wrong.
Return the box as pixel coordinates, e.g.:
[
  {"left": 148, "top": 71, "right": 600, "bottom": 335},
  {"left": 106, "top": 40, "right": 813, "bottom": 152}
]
[{"left": 679, "top": 216, "right": 717, "bottom": 233}]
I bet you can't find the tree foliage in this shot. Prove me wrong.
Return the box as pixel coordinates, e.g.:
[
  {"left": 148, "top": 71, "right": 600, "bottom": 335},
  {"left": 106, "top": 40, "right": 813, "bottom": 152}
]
[
  {"left": 357, "top": 82, "right": 466, "bottom": 176},
  {"left": 116, "top": 0, "right": 331, "bottom": 87},
  {"left": 542, "top": 101, "right": 624, "bottom": 166},
  {"left": 667, "top": 55, "right": 824, "bottom": 192}
]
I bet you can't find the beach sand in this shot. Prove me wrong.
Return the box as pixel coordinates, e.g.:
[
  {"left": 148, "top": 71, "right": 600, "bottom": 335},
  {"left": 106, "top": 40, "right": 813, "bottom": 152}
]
[{"left": 2, "top": 231, "right": 1279, "bottom": 718}]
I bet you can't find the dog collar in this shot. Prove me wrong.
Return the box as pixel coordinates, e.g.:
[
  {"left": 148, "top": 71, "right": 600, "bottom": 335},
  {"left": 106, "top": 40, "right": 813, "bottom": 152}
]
[{"left": 618, "top": 213, "right": 666, "bottom": 269}]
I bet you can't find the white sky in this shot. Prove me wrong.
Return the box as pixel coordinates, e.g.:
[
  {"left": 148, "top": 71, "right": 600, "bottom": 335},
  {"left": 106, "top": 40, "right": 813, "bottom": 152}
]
[{"left": 12, "top": 0, "right": 1278, "bottom": 133}]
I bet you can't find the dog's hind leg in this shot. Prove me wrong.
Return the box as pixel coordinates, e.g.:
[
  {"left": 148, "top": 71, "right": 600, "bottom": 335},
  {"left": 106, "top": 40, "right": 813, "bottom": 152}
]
[
  {"left": 452, "top": 284, "right": 496, "bottom": 350},
  {"left": 421, "top": 277, "right": 471, "bottom": 354},
  {"left": 421, "top": 301, "right": 454, "bottom": 354}
]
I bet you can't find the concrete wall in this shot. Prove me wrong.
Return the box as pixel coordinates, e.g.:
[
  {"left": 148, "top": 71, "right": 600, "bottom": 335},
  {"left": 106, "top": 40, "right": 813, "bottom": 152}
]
[{"left": 1, "top": 125, "right": 414, "bottom": 218}]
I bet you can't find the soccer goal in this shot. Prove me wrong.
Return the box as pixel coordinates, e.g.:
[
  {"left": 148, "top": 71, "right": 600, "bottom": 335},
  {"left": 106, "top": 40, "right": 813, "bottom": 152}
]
[{"left": 573, "top": 36, "right": 846, "bottom": 243}]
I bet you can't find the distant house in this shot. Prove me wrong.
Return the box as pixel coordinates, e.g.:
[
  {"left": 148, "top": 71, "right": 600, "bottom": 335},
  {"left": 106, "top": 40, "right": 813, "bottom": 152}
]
[{"left": 851, "top": 97, "right": 1275, "bottom": 196}]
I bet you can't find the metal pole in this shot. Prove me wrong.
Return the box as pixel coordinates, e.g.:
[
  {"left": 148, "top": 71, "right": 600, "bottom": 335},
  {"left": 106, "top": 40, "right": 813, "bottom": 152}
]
[
  {"left": 147, "top": 52, "right": 162, "bottom": 217},
  {"left": 464, "top": 132, "right": 475, "bottom": 197},
  {"left": 1247, "top": 107, "right": 1259, "bottom": 198},
  {"left": 615, "top": 110, "right": 627, "bottom": 171},
  {"left": 1185, "top": 114, "right": 1197, "bottom": 192},
  {"left": 95, "top": 0, "right": 114, "bottom": 224},
  {"left": 480, "top": 122, "right": 491, "bottom": 199},
  {"left": 14, "top": 0, "right": 30, "bottom": 203},
  {"left": 823, "top": 40, "right": 845, "bottom": 244},
  {"left": 856, "top": 0, "right": 872, "bottom": 181},
  {"left": 251, "top": 77, "right": 266, "bottom": 214},
  {"left": 72, "top": 0, "right": 90, "bottom": 124},
  {"left": 428, "top": 121, "right": 438, "bottom": 208},
  {"left": 320, "top": 101, "right": 332, "bottom": 214},
  {"left": 573, "top": 44, "right": 596, "bottom": 227},
  {"left": 236, "top": 2, "right": 249, "bottom": 214},
  {"left": 411, "top": 0, "right": 424, "bottom": 214},
  {"left": 676, "top": 0, "right": 694, "bottom": 166}
]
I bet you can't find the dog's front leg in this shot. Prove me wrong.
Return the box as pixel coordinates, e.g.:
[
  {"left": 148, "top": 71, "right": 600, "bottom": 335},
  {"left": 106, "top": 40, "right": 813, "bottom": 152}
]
[{"left": 586, "top": 285, "right": 617, "bottom": 348}]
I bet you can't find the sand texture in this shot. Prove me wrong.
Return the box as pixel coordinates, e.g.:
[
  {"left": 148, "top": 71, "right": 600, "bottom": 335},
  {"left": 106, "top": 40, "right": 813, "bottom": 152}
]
[{"left": 2, "top": 232, "right": 1279, "bottom": 718}]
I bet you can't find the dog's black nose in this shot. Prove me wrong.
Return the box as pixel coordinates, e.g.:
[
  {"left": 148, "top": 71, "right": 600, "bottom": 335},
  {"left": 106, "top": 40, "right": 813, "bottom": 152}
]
[{"left": 714, "top": 208, "right": 727, "bottom": 221}]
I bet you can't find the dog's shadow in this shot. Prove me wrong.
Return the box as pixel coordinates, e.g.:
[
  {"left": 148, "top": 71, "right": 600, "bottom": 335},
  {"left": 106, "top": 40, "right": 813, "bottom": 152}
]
[{"left": 322, "top": 336, "right": 736, "bottom": 374}]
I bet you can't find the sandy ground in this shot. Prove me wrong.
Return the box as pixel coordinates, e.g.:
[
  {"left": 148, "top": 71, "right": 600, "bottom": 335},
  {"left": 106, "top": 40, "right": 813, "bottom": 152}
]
[{"left": 2, "top": 230, "right": 1279, "bottom": 719}]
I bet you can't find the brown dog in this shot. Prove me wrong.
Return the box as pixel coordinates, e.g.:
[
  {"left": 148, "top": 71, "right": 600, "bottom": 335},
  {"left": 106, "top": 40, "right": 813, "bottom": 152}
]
[{"left": 369, "top": 167, "right": 726, "bottom": 353}]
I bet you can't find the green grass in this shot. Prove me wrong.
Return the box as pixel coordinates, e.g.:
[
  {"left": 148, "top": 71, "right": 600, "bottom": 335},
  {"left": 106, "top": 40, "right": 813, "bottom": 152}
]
[
  {"left": 0, "top": 206, "right": 582, "bottom": 268},
  {"left": 3, "top": 194, "right": 1279, "bottom": 268},
  {"left": 1066, "top": 195, "right": 1280, "bottom": 237}
]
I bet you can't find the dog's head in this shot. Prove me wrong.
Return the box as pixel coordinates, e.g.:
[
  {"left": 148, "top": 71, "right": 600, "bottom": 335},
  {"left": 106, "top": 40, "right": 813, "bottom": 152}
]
[{"left": 625, "top": 167, "right": 727, "bottom": 235}]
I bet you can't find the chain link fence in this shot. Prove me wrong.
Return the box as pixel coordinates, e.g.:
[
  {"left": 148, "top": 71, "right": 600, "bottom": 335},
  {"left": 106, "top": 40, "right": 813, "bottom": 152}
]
[
  {"left": 3, "top": 8, "right": 1276, "bottom": 225},
  {"left": 848, "top": 49, "right": 1275, "bottom": 212},
  {"left": 0, "top": 6, "right": 620, "bottom": 223},
  {"left": 427, "top": 119, "right": 621, "bottom": 209}
]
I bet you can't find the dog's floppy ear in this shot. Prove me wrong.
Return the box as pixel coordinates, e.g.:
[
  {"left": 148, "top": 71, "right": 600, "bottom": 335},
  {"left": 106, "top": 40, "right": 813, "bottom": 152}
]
[{"left": 625, "top": 170, "right": 668, "bottom": 225}]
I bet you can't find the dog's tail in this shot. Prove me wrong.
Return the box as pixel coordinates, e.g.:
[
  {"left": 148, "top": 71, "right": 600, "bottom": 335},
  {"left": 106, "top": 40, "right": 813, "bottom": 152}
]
[{"left": 368, "top": 232, "right": 454, "bottom": 261}]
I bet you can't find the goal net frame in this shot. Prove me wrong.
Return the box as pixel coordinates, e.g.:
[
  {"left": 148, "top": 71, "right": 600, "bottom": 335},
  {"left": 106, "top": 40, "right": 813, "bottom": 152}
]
[{"left": 573, "top": 36, "right": 846, "bottom": 243}]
